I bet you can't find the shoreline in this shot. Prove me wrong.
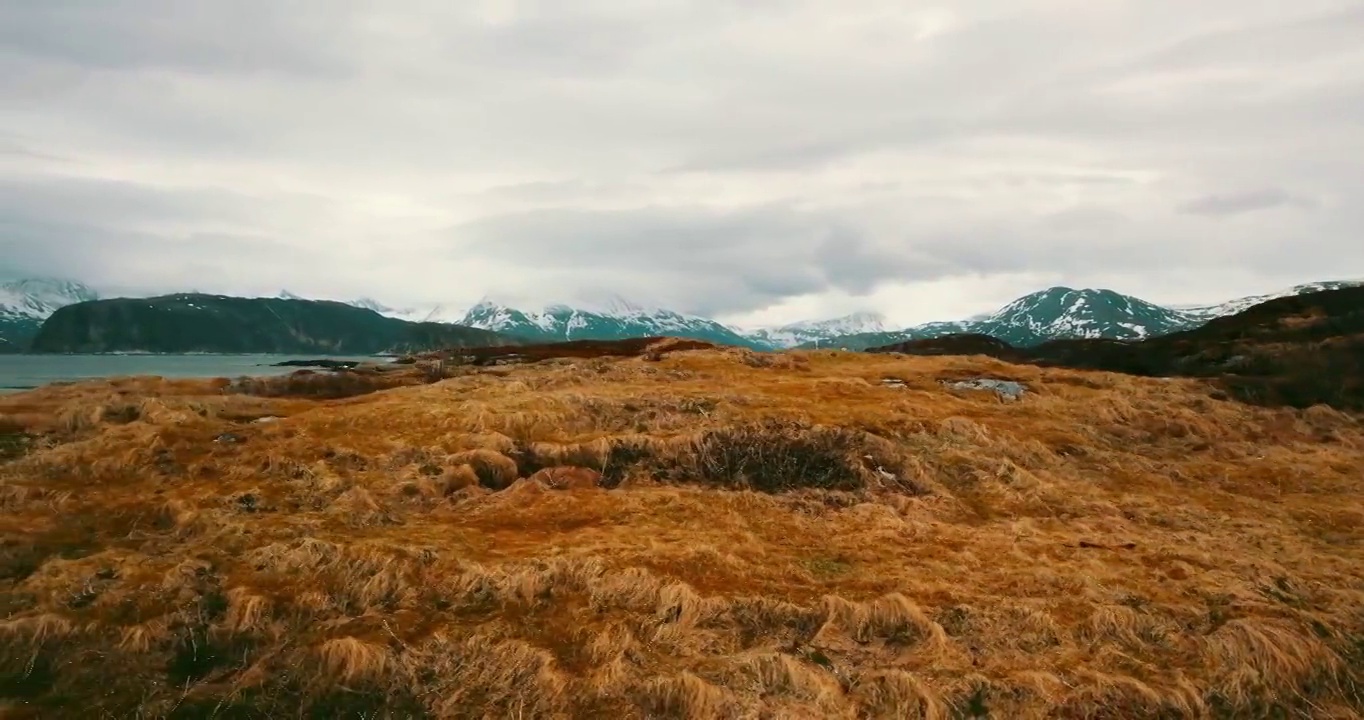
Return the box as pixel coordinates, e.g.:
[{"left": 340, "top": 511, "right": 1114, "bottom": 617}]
[{"left": 0, "top": 353, "right": 398, "bottom": 395}]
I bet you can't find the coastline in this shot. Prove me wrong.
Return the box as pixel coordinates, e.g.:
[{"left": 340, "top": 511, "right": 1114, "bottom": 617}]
[{"left": 0, "top": 353, "right": 398, "bottom": 396}]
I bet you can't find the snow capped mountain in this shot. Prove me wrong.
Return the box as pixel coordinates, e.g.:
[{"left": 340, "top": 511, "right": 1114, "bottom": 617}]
[
  {"left": 973, "top": 286, "right": 1196, "bottom": 346},
  {"left": 0, "top": 278, "right": 99, "bottom": 320},
  {"left": 745, "top": 312, "right": 889, "bottom": 349},
  {"left": 1174, "top": 280, "right": 1364, "bottom": 322},
  {"left": 349, "top": 297, "right": 391, "bottom": 314},
  {"left": 792, "top": 320, "right": 976, "bottom": 351},
  {"left": 0, "top": 277, "right": 101, "bottom": 351},
  {"left": 799, "top": 287, "right": 1199, "bottom": 350},
  {"left": 345, "top": 297, "right": 447, "bottom": 323},
  {"left": 568, "top": 292, "right": 669, "bottom": 318},
  {"left": 801, "top": 281, "right": 1364, "bottom": 351},
  {"left": 5, "top": 276, "right": 1357, "bottom": 354},
  {"left": 457, "top": 297, "right": 767, "bottom": 348}
]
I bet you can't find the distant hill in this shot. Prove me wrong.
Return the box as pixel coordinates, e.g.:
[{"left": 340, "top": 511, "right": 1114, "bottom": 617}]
[
  {"left": 30, "top": 294, "right": 514, "bottom": 355},
  {"left": 870, "top": 287, "right": 1364, "bottom": 410}
]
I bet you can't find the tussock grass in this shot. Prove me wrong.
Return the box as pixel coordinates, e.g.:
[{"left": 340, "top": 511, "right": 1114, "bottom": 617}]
[
  {"left": 0, "top": 347, "right": 1362, "bottom": 717},
  {"left": 226, "top": 366, "right": 421, "bottom": 399}
]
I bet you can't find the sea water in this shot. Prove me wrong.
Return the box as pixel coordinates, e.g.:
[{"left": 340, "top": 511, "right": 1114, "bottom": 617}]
[{"left": 0, "top": 354, "right": 390, "bottom": 394}]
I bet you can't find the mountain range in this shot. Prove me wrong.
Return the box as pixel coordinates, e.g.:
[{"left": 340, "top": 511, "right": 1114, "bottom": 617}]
[
  {"left": 870, "top": 285, "right": 1364, "bottom": 411},
  {"left": 1, "top": 276, "right": 1360, "bottom": 353},
  {"left": 29, "top": 293, "right": 510, "bottom": 355},
  {"left": 456, "top": 296, "right": 770, "bottom": 350},
  {"left": 802, "top": 286, "right": 1208, "bottom": 351}
]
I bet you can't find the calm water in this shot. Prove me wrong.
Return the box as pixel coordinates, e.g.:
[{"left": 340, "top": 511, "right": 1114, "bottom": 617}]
[{"left": 0, "top": 354, "right": 392, "bottom": 393}]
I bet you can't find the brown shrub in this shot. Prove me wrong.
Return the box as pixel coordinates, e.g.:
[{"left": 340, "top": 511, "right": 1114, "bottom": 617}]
[
  {"left": 448, "top": 449, "right": 521, "bottom": 489},
  {"left": 226, "top": 369, "right": 416, "bottom": 399},
  {"left": 679, "top": 421, "right": 869, "bottom": 492},
  {"left": 521, "top": 422, "right": 927, "bottom": 495}
]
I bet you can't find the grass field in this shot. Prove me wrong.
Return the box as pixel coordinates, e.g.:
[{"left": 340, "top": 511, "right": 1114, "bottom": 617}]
[{"left": 2, "top": 344, "right": 1363, "bottom": 718}]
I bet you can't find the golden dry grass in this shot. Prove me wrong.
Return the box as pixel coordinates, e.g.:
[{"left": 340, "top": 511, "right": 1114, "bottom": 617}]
[{"left": 1, "top": 348, "right": 1363, "bottom": 718}]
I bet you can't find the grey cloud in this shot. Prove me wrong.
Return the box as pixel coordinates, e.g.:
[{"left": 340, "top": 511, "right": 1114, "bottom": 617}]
[
  {"left": 663, "top": 117, "right": 967, "bottom": 174},
  {"left": 446, "top": 197, "right": 1245, "bottom": 315},
  {"left": 1178, "top": 189, "right": 1304, "bottom": 217},
  {"left": 449, "top": 204, "right": 930, "bottom": 314},
  {"left": 0, "top": 137, "right": 68, "bottom": 162},
  {"left": 0, "top": 218, "right": 294, "bottom": 295},
  {"left": 1042, "top": 206, "right": 1131, "bottom": 233},
  {"left": 0, "top": 176, "right": 332, "bottom": 229},
  {"left": 0, "top": 176, "right": 358, "bottom": 298},
  {"left": 0, "top": 0, "right": 359, "bottom": 77},
  {"left": 813, "top": 227, "right": 936, "bottom": 296},
  {"left": 1105, "top": 4, "right": 1364, "bottom": 76},
  {"left": 1, "top": 0, "right": 1362, "bottom": 321}
]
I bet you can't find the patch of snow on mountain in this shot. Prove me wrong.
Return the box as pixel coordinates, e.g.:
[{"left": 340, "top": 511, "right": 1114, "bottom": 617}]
[
  {"left": 746, "top": 311, "right": 888, "bottom": 348},
  {"left": 343, "top": 298, "right": 444, "bottom": 323},
  {"left": 0, "top": 278, "right": 100, "bottom": 320},
  {"left": 1175, "top": 280, "right": 1363, "bottom": 321}
]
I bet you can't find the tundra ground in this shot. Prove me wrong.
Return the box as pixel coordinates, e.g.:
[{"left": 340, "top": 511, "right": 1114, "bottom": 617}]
[{"left": 1, "top": 345, "right": 1362, "bottom": 718}]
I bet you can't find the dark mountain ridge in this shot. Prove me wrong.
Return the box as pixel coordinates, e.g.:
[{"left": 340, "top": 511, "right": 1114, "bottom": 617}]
[
  {"left": 869, "top": 287, "right": 1364, "bottom": 410},
  {"left": 30, "top": 294, "right": 515, "bottom": 355}
]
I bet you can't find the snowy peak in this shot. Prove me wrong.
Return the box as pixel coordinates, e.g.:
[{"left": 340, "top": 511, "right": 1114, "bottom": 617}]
[
  {"left": 343, "top": 298, "right": 458, "bottom": 324},
  {"left": 571, "top": 292, "right": 661, "bottom": 318},
  {"left": 746, "top": 311, "right": 889, "bottom": 349},
  {"left": 778, "top": 311, "right": 888, "bottom": 335},
  {"left": 0, "top": 277, "right": 101, "bottom": 352},
  {"left": 0, "top": 278, "right": 100, "bottom": 321},
  {"left": 461, "top": 301, "right": 551, "bottom": 334},
  {"left": 797, "top": 286, "right": 1202, "bottom": 350},
  {"left": 976, "top": 286, "right": 1195, "bottom": 345},
  {"left": 350, "top": 297, "right": 390, "bottom": 313},
  {"left": 349, "top": 297, "right": 427, "bottom": 320},
  {"left": 1175, "top": 280, "right": 1364, "bottom": 322},
  {"left": 456, "top": 298, "right": 765, "bottom": 348}
]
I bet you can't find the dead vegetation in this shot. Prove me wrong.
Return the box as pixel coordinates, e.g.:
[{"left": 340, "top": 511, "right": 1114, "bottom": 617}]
[
  {"left": 1, "top": 343, "right": 1363, "bottom": 718},
  {"left": 225, "top": 366, "right": 421, "bottom": 399},
  {"left": 408, "top": 335, "right": 722, "bottom": 366}
]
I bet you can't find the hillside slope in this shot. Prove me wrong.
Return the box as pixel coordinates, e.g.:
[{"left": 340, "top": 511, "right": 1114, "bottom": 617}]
[
  {"left": 871, "top": 286, "right": 1364, "bottom": 410},
  {"left": 30, "top": 294, "right": 513, "bottom": 355},
  {"left": 1, "top": 343, "right": 1361, "bottom": 717}
]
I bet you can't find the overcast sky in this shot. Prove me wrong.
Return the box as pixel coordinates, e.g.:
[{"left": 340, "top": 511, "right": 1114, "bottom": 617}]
[{"left": 2, "top": 0, "right": 1362, "bottom": 329}]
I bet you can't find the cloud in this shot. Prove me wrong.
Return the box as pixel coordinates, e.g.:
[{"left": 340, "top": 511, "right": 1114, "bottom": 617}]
[
  {"left": 0, "top": 0, "right": 359, "bottom": 77},
  {"left": 447, "top": 203, "right": 932, "bottom": 315},
  {"left": 1, "top": 0, "right": 1361, "bottom": 327},
  {"left": 1178, "top": 188, "right": 1305, "bottom": 217}
]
